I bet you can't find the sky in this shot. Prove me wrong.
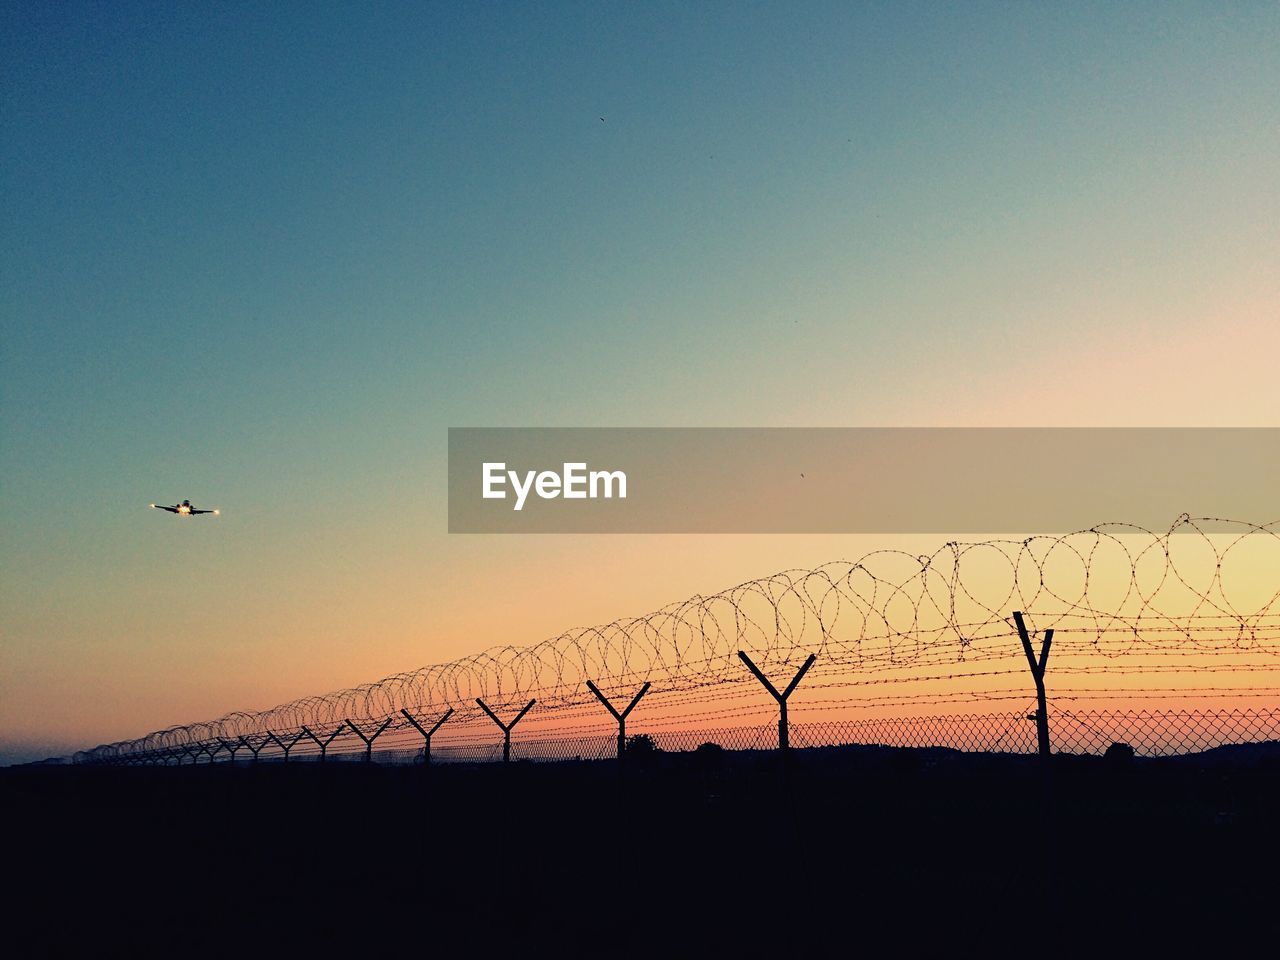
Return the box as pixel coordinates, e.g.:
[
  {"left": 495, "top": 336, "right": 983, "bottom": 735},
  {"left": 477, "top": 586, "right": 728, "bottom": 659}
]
[{"left": 2, "top": 2, "right": 1277, "bottom": 763}]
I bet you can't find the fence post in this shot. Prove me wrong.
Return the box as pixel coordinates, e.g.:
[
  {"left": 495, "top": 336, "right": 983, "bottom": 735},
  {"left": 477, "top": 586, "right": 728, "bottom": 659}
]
[
  {"left": 218, "top": 738, "right": 241, "bottom": 765},
  {"left": 265, "top": 732, "right": 286, "bottom": 761},
  {"left": 401, "top": 708, "right": 454, "bottom": 766},
  {"left": 1012, "top": 611, "right": 1054, "bottom": 757},
  {"left": 738, "top": 652, "right": 817, "bottom": 752},
  {"left": 238, "top": 734, "right": 270, "bottom": 763},
  {"left": 300, "top": 723, "right": 348, "bottom": 762},
  {"left": 268, "top": 730, "right": 307, "bottom": 763},
  {"left": 346, "top": 718, "right": 393, "bottom": 762},
  {"left": 476, "top": 699, "right": 536, "bottom": 763},
  {"left": 585, "top": 681, "right": 651, "bottom": 762}
]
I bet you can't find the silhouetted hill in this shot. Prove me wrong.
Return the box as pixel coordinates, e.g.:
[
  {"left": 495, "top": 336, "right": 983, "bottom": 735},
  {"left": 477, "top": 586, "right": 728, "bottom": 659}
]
[{"left": 1168, "top": 739, "right": 1280, "bottom": 766}]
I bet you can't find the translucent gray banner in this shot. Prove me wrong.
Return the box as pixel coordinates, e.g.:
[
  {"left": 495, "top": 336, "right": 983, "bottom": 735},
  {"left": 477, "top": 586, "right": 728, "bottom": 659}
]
[{"left": 447, "top": 428, "right": 1277, "bottom": 533}]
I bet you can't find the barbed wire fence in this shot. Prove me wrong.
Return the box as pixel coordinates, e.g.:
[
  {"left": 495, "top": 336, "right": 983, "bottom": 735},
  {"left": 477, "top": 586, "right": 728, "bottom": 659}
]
[{"left": 74, "top": 516, "right": 1280, "bottom": 767}]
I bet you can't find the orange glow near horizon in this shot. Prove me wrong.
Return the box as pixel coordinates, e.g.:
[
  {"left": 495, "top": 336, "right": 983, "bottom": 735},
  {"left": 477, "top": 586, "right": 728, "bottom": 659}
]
[{"left": 53, "top": 523, "right": 1280, "bottom": 762}]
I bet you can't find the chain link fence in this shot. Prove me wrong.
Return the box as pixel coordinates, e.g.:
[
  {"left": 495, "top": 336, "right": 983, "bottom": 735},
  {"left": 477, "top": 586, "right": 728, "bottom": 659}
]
[{"left": 329, "top": 706, "right": 1279, "bottom": 765}]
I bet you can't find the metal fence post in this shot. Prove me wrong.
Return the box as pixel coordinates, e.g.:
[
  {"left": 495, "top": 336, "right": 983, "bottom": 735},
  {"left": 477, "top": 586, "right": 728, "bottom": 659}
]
[
  {"left": 238, "top": 734, "right": 270, "bottom": 763},
  {"left": 1012, "top": 611, "right": 1054, "bottom": 757},
  {"left": 476, "top": 699, "right": 536, "bottom": 762},
  {"left": 218, "top": 738, "right": 241, "bottom": 765},
  {"left": 345, "top": 718, "right": 393, "bottom": 762},
  {"left": 585, "top": 681, "right": 651, "bottom": 761},
  {"left": 401, "top": 708, "right": 454, "bottom": 766},
  {"left": 738, "top": 652, "right": 817, "bottom": 752},
  {"left": 300, "top": 723, "right": 348, "bottom": 762},
  {"left": 263, "top": 730, "right": 306, "bottom": 763}
]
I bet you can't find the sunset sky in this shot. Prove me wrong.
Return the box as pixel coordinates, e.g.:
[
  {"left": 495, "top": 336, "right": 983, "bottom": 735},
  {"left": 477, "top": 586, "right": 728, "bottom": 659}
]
[{"left": 2, "top": 2, "right": 1277, "bottom": 763}]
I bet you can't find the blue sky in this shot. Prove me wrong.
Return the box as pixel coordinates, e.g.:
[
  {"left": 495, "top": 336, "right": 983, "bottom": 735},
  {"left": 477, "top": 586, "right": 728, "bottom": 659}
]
[{"left": 2, "top": 2, "right": 1277, "bottom": 762}]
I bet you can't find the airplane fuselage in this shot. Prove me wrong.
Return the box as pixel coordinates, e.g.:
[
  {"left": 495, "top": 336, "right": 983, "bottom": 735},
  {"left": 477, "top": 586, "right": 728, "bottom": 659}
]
[{"left": 150, "top": 499, "right": 216, "bottom": 516}]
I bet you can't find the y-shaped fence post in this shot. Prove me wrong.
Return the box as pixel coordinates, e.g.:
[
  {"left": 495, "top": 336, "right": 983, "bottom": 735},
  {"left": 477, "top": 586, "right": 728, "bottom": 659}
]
[
  {"left": 401, "top": 708, "right": 454, "bottom": 766},
  {"left": 301, "top": 723, "right": 347, "bottom": 762},
  {"left": 346, "top": 718, "right": 393, "bottom": 763},
  {"left": 1012, "top": 611, "right": 1054, "bottom": 757},
  {"left": 264, "top": 732, "right": 286, "bottom": 762},
  {"left": 238, "top": 734, "right": 270, "bottom": 763},
  {"left": 586, "top": 681, "right": 651, "bottom": 761},
  {"left": 738, "top": 652, "right": 817, "bottom": 752},
  {"left": 270, "top": 730, "right": 307, "bottom": 763},
  {"left": 218, "top": 738, "right": 241, "bottom": 765},
  {"left": 476, "top": 699, "right": 536, "bottom": 763}
]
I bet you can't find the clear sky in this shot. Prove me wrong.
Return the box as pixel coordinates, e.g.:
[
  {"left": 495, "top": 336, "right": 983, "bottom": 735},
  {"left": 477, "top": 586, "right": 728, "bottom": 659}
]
[{"left": 2, "top": 2, "right": 1277, "bottom": 763}]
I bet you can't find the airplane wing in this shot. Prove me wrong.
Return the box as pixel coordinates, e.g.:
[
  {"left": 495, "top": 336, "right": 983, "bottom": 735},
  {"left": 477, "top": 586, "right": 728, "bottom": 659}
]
[
  {"left": 152, "top": 504, "right": 179, "bottom": 513},
  {"left": 191, "top": 508, "right": 219, "bottom": 515}
]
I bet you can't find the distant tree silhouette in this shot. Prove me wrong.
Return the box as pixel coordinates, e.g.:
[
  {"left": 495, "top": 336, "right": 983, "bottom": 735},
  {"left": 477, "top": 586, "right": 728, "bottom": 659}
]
[
  {"left": 1104, "top": 742, "right": 1135, "bottom": 764},
  {"left": 695, "top": 742, "right": 725, "bottom": 772},
  {"left": 625, "top": 733, "right": 659, "bottom": 755}
]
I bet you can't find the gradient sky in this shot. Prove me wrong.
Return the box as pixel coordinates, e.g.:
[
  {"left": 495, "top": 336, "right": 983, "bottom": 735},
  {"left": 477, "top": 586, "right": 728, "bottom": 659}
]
[{"left": 2, "top": 2, "right": 1277, "bottom": 763}]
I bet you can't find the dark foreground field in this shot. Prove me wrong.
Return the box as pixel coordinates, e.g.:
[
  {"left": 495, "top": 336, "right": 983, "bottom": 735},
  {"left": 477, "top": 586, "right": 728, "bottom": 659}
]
[{"left": 5, "top": 744, "right": 1279, "bottom": 952}]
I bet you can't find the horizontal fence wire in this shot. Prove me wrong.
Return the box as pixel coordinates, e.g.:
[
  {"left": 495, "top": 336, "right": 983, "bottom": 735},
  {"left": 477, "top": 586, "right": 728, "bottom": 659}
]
[
  {"left": 136, "top": 707, "right": 1280, "bottom": 765},
  {"left": 72, "top": 517, "right": 1280, "bottom": 767}
]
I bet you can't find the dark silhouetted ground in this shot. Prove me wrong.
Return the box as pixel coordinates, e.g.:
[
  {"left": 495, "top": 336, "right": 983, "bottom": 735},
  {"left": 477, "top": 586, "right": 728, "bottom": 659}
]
[{"left": 5, "top": 744, "right": 1278, "bottom": 952}]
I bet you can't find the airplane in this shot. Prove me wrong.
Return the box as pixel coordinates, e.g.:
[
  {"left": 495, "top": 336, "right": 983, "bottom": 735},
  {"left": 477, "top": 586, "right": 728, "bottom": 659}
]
[{"left": 150, "top": 499, "right": 220, "bottom": 517}]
